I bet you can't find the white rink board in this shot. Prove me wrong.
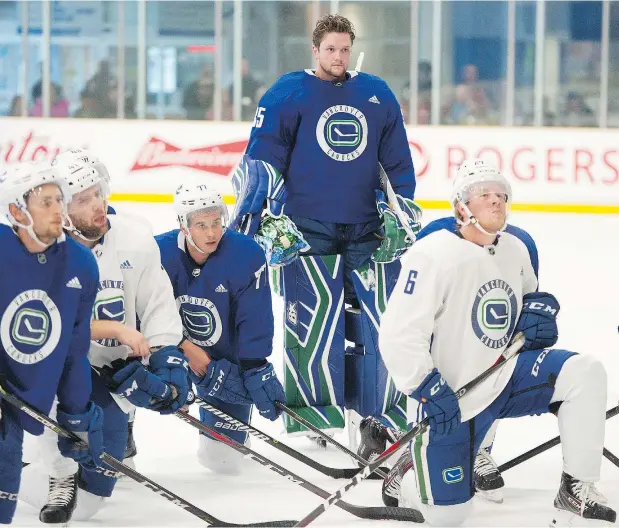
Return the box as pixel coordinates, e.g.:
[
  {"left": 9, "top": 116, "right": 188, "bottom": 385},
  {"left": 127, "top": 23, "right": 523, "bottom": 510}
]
[{"left": 1, "top": 118, "right": 619, "bottom": 208}]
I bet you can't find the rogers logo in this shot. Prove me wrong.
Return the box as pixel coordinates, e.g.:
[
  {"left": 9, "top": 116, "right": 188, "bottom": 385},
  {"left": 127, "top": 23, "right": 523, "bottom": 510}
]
[
  {"left": 0, "top": 131, "right": 84, "bottom": 164},
  {"left": 408, "top": 140, "right": 429, "bottom": 178},
  {"left": 131, "top": 137, "right": 248, "bottom": 176}
]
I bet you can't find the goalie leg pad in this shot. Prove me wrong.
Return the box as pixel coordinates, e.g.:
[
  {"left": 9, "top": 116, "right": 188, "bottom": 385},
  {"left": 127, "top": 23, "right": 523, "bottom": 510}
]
[
  {"left": 78, "top": 373, "right": 129, "bottom": 498},
  {"left": 197, "top": 397, "right": 251, "bottom": 474},
  {"left": 345, "top": 260, "right": 408, "bottom": 431},
  {"left": 282, "top": 254, "right": 346, "bottom": 434}
]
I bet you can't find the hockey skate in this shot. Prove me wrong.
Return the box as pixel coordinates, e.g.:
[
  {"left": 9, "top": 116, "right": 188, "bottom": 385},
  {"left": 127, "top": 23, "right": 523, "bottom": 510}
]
[
  {"left": 39, "top": 473, "right": 78, "bottom": 524},
  {"left": 381, "top": 448, "right": 414, "bottom": 507},
  {"left": 551, "top": 472, "right": 616, "bottom": 526},
  {"left": 357, "top": 416, "right": 402, "bottom": 464},
  {"left": 474, "top": 446, "right": 505, "bottom": 503}
]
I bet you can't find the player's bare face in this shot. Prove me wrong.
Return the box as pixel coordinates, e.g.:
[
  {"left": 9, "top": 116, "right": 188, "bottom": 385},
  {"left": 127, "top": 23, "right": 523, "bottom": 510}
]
[
  {"left": 25, "top": 184, "right": 66, "bottom": 243},
  {"left": 467, "top": 191, "right": 507, "bottom": 233},
  {"left": 187, "top": 210, "right": 224, "bottom": 255},
  {"left": 313, "top": 33, "right": 352, "bottom": 81},
  {"left": 68, "top": 184, "right": 108, "bottom": 239}
]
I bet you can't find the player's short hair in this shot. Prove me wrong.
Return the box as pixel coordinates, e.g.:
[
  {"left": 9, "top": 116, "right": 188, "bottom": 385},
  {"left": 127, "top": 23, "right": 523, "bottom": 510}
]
[{"left": 312, "top": 14, "right": 355, "bottom": 48}]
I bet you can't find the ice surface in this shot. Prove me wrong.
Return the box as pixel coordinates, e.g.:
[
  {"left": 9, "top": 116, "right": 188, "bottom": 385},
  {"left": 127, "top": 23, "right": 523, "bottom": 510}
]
[{"left": 12, "top": 204, "right": 619, "bottom": 527}]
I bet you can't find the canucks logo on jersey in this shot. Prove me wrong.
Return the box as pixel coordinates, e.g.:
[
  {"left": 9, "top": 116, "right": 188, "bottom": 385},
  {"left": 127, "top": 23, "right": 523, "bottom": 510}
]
[
  {"left": 0, "top": 289, "right": 62, "bottom": 364},
  {"left": 176, "top": 294, "right": 222, "bottom": 347},
  {"left": 94, "top": 280, "right": 126, "bottom": 347},
  {"left": 471, "top": 279, "right": 518, "bottom": 350},
  {"left": 316, "top": 105, "right": 368, "bottom": 162}
]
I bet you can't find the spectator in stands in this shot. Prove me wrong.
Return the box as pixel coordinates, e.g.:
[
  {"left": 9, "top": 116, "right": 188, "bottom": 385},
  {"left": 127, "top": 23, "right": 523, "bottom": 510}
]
[
  {"left": 227, "top": 58, "right": 264, "bottom": 122},
  {"left": 29, "top": 83, "right": 69, "bottom": 118},
  {"left": 8, "top": 95, "right": 24, "bottom": 117},
  {"left": 74, "top": 87, "right": 103, "bottom": 118},
  {"left": 560, "top": 92, "right": 596, "bottom": 127},
  {"left": 399, "top": 61, "right": 432, "bottom": 123},
  {"left": 183, "top": 65, "right": 215, "bottom": 120},
  {"left": 31, "top": 63, "right": 64, "bottom": 105}
]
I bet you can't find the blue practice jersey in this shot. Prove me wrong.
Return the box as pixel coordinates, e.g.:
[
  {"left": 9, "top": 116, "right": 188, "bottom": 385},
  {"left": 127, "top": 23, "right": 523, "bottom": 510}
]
[
  {"left": 418, "top": 217, "right": 539, "bottom": 279},
  {"left": 155, "top": 229, "right": 273, "bottom": 363},
  {"left": 246, "top": 70, "right": 415, "bottom": 224},
  {"left": 0, "top": 226, "right": 99, "bottom": 434}
]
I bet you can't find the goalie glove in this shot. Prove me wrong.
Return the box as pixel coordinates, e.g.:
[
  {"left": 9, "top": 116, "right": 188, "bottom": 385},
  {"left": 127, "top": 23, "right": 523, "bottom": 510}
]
[
  {"left": 372, "top": 190, "right": 422, "bottom": 263},
  {"left": 254, "top": 213, "right": 310, "bottom": 267}
]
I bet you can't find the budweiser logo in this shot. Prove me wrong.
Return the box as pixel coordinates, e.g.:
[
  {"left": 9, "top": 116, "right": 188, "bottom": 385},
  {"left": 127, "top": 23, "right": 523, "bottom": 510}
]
[
  {"left": 131, "top": 137, "right": 247, "bottom": 176},
  {"left": 0, "top": 131, "right": 84, "bottom": 164}
]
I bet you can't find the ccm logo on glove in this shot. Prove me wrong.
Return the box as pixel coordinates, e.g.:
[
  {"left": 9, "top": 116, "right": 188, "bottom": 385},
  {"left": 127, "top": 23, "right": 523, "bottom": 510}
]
[
  {"left": 430, "top": 377, "right": 446, "bottom": 397},
  {"left": 166, "top": 356, "right": 188, "bottom": 368},
  {"left": 208, "top": 369, "right": 226, "bottom": 398},
  {"left": 524, "top": 301, "right": 558, "bottom": 315}
]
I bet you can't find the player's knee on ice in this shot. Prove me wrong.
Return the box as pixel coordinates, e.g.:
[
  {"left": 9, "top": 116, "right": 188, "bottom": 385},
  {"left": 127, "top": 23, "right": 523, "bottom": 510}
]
[
  {"left": 198, "top": 435, "right": 245, "bottom": 475},
  {"left": 400, "top": 470, "right": 472, "bottom": 527},
  {"left": 551, "top": 353, "right": 607, "bottom": 482}
]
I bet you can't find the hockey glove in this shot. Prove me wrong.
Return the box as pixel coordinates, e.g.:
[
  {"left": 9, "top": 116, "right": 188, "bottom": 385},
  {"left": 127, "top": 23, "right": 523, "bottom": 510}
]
[
  {"left": 410, "top": 368, "right": 461, "bottom": 439},
  {"left": 514, "top": 292, "right": 560, "bottom": 351},
  {"left": 148, "top": 347, "right": 190, "bottom": 414},
  {"left": 111, "top": 362, "right": 173, "bottom": 409},
  {"left": 190, "top": 358, "right": 253, "bottom": 405},
  {"left": 372, "top": 190, "right": 422, "bottom": 263},
  {"left": 255, "top": 213, "right": 310, "bottom": 267},
  {"left": 241, "top": 361, "right": 285, "bottom": 420},
  {"left": 57, "top": 401, "right": 105, "bottom": 469}
]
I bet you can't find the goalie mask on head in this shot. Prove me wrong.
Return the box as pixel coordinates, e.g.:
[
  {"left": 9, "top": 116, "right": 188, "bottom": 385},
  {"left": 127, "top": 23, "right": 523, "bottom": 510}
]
[
  {"left": 0, "top": 162, "right": 72, "bottom": 248},
  {"left": 173, "top": 183, "right": 229, "bottom": 254},
  {"left": 52, "top": 150, "right": 111, "bottom": 242},
  {"left": 451, "top": 158, "right": 512, "bottom": 236}
]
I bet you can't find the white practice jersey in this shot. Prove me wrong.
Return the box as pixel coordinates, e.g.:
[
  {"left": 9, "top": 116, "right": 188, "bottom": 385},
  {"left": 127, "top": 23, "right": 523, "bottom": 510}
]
[
  {"left": 89, "top": 214, "right": 183, "bottom": 369},
  {"left": 380, "top": 229, "right": 538, "bottom": 422}
]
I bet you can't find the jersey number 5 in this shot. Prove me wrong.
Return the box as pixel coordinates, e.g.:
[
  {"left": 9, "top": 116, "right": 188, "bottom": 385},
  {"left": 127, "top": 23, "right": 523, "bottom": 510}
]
[
  {"left": 253, "top": 107, "right": 266, "bottom": 128},
  {"left": 404, "top": 270, "right": 418, "bottom": 295}
]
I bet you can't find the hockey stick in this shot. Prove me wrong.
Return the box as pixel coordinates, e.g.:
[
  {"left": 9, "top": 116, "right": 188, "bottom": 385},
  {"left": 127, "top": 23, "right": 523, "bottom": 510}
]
[
  {"left": 499, "top": 405, "right": 619, "bottom": 473},
  {"left": 196, "top": 398, "right": 384, "bottom": 480},
  {"left": 0, "top": 381, "right": 292, "bottom": 528},
  {"left": 378, "top": 162, "right": 418, "bottom": 242},
  {"left": 275, "top": 403, "right": 389, "bottom": 479},
  {"left": 293, "top": 332, "right": 526, "bottom": 527},
  {"left": 175, "top": 409, "right": 423, "bottom": 523}
]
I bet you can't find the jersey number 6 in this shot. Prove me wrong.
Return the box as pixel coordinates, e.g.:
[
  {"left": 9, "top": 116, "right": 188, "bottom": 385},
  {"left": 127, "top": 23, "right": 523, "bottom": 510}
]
[{"left": 403, "top": 270, "right": 418, "bottom": 295}]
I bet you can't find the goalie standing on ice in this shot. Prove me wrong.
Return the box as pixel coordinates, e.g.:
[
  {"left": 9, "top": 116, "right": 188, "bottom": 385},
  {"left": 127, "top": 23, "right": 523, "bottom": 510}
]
[
  {"left": 230, "top": 13, "right": 422, "bottom": 440},
  {"left": 379, "top": 159, "right": 616, "bottom": 526}
]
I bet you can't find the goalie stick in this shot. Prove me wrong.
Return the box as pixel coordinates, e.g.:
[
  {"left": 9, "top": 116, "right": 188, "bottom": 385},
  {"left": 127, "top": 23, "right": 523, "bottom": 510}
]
[
  {"left": 197, "top": 398, "right": 384, "bottom": 480},
  {"left": 499, "top": 405, "right": 619, "bottom": 473},
  {"left": 175, "top": 408, "right": 424, "bottom": 523},
  {"left": 276, "top": 403, "right": 389, "bottom": 479},
  {"left": 293, "top": 332, "right": 526, "bottom": 527},
  {"left": 353, "top": 50, "right": 418, "bottom": 244},
  {"left": 0, "top": 379, "right": 294, "bottom": 528}
]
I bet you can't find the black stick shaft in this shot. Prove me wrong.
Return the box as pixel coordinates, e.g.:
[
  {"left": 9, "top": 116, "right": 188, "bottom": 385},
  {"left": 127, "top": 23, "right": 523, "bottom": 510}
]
[
  {"left": 196, "top": 399, "right": 375, "bottom": 479},
  {"left": 175, "top": 409, "right": 423, "bottom": 524},
  {"left": 499, "top": 406, "right": 619, "bottom": 473},
  {"left": 293, "top": 334, "right": 525, "bottom": 527},
  {"left": 275, "top": 403, "right": 389, "bottom": 479},
  {"left": 0, "top": 381, "right": 290, "bottom": 527}
]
